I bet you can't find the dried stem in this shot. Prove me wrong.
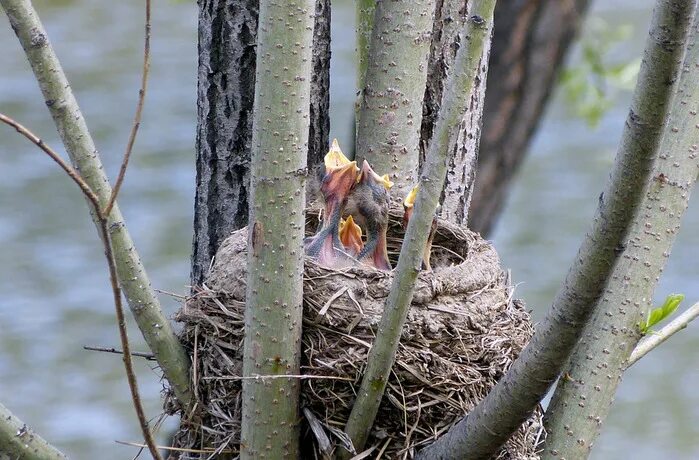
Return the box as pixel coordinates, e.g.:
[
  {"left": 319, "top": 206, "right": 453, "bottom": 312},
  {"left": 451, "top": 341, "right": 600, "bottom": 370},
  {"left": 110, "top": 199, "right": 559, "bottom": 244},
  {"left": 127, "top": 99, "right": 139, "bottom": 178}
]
[
  {"left": 83, "top": 345, "right": 156, "bottom": 360},
  {"left": 104, "top": 0, "right": 151, "bottom": 217},
  {"left": 0, "top": 114, "right": 162, "bottom": 460},
  {"left": 0, "top": 0, "right": 192, "bottom": 407}
]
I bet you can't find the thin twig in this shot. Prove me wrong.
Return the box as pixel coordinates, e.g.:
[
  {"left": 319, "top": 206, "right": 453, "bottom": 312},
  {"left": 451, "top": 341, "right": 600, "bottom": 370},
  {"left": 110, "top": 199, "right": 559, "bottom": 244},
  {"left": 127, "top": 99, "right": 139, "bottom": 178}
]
[
  {"left": 0, "top": 113, "right": 100, "bottom": 211},
  {"left": 83, "top": 345, "right": 156, "bottom": 360},
  {"left": 0, "top": 115, "right": 162, "bottom": 460},
  {"left": 104, "top": 0, "right": 151, "bottom": 216},
  {"left": 627, "top": 301, "right": 699, "bottom": 367}
]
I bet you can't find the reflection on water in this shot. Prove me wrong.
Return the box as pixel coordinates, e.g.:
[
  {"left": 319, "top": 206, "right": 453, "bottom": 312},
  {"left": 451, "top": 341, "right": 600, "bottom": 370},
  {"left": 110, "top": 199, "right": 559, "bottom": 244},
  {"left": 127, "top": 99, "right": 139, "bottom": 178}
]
[{"left": 0, "top": 1, "right": 696, "bottom": 459}]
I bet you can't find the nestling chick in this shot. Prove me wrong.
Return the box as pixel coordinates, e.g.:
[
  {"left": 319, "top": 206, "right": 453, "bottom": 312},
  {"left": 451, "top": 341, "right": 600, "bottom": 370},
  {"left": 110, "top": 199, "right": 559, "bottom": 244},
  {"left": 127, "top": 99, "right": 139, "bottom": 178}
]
[
  {"left": 304, "top": 139, "right": 359, "bottom": 268},
  {"left": 403, "top": 185, "right": 438, "bottom": 271},
  {"left": 345, "top": 160, "right": 393, "bottom": 271}
]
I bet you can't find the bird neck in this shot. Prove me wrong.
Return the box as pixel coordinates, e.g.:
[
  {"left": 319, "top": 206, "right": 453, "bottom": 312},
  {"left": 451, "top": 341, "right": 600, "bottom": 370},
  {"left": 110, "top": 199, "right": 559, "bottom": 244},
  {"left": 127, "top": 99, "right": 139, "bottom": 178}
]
[{"left": 321, "top": 201, "right": 343, "bottom": 246}]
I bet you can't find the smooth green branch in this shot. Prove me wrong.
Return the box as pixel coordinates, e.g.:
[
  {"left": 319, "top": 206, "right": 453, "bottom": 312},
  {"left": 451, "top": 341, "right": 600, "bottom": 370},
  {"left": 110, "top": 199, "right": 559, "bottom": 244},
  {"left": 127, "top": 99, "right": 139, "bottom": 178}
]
[
  {"left": 420, "top": 0, "right": 695, "bottom": 459},
  {"left": 543, "top": 3, "right": 699, "bottom": 457},
  {"left": 342, "top": 1, "right": 497, "bottom": 456},
  {"left": 0, "top": 402, "right": 67, "bottom": 460},
  {"left": 629, "top": 301, "right": 699, "bottom": 367},
  {"left": 240, "top": 1, "right": 315, "bottom": 459},
  {"left": 0, "top": 0, "right": 192, "bottom": 407}
]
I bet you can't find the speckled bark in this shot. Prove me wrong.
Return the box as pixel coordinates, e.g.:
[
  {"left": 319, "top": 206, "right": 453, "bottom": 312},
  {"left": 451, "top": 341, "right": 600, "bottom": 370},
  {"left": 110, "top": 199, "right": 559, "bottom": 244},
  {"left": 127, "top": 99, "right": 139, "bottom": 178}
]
[
  {"left": 420, "top": 0, "right": 590, "bottom": 229},
  {"left": 191, "top": 0, "right": 329, "bottom": 286},
  {"left": 1, "top": 0, "right": 192, "bottom": 407},
  {"left": 240, "top": 2, "right": 314, "bottom": 458},
  {"left": 420, "top": 0, "right": 493, "bottom": 224},
  {"left": 342, "top": 1, "right": 497, "bottom": 456},
  {"left": 415, "top": 0, "right": 693, "bottom": 458},
  {"left": 356, "top": 0, "right": 376, "bottom": 91},
  {"left": 355, "top": 0, "right": 436, "bottom": 196},
  {"left": 0, "top": 402, "right": 66, "bottom": 460},
  {"left": 543, "top": 8, "right": 699, "bottom": 458}
]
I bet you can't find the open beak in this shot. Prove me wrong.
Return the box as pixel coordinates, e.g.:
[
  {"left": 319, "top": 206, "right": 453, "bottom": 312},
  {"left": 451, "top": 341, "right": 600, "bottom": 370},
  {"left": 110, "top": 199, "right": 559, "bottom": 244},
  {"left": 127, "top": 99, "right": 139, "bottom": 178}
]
[
  {"left": 402, "top": 185, "right": 436, "bottom": 271},
  {"left": 357, "top": 160, "right": 393, "bottom": 190},
  {"left": 321, "top": 139, "right": 359, "bottom": 205},
  {"left": 402, "top": 185, "right": 418, "bottom": 228},
  {"left": 339, "top": 215, "right": 364, "bottom": 257}
]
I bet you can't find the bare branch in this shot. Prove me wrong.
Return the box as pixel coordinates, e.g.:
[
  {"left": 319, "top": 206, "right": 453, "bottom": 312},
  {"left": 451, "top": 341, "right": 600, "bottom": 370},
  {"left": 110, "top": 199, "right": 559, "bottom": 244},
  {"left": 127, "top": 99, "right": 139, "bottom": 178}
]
[
  {"left": 0, "top": 0, "right": 192, "bottom": 407},
  {"left": 628, "top": 302, "right": 699, "bottom": 367},
  {"left": 0, "top": 114, "right": 163, "bottom": 460},
  {"left": 0, "top": 113, "right": 100, "bottom": 210},
  {"left": 104, "top": 0, "right": 151, "bottom": 217},
  {"left": 83, "top": 345, "right": 156, "bottom": 361}
]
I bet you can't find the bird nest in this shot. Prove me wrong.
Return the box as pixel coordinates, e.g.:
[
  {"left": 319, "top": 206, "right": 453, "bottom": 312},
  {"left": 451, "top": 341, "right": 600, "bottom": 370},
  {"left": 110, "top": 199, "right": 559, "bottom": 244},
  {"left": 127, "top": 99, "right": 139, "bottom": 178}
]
[{"left": 167, "top": 204, "right": 543, "bottom": 459}]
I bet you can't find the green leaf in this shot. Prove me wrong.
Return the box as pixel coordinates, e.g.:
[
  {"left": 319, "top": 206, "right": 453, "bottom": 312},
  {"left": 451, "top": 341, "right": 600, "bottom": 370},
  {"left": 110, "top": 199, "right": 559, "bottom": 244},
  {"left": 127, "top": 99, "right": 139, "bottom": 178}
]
[{"left": 639, "top": 294, "right": 685, "bottom": 334}]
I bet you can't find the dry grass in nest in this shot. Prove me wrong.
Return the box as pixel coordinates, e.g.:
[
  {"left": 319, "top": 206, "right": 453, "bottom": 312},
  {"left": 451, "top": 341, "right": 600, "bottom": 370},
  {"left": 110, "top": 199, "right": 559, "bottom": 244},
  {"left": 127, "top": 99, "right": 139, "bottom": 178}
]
[{"left": 167, "top": 204, "right": 543, "bottom": 459}]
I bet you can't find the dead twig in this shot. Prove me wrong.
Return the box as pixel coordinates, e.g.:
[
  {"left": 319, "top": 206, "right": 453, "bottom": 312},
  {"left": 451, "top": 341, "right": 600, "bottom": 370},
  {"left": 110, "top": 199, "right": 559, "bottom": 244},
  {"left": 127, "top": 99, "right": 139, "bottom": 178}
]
[
  {"left": 83, "top": 345, "right": 156, "bottom": 361},
  {"left": 0, "top": 113, "right": 162, "bottom": 460},
  {"left": 104, "top": 0, "right": 151, "bottom": 216}
]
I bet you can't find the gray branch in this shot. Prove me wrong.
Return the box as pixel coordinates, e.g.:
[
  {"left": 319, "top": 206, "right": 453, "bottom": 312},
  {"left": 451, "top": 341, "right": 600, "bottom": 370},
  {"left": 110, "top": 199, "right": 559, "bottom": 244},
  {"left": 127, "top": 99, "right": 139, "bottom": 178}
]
[
  {"left": 355, "top": 0, "right": 436, "bottom": 196},
  {"left": 416, "top": 0, "right": 695, "bottom": 458},
  {"left": 543, "top": 5, "right": 699, "bottom": 456}
]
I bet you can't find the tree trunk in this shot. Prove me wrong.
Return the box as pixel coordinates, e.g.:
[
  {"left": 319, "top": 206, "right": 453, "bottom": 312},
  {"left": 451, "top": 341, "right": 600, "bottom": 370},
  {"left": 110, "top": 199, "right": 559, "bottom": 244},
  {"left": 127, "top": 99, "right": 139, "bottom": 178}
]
[
  {"left": 542, "top": 6, "right": 699, "bottom": 457},
  {"left": 355, "top": 0, "right": 436, "bottom": 197},
  {"left": 420, "top": 0, "right": 493, "bottom": 225},
  {"left": 191, "top": 0, "right": 330, "bottom": 286},
  {"left": 470, "top": 0, "right": 592, "bottom": 234}
]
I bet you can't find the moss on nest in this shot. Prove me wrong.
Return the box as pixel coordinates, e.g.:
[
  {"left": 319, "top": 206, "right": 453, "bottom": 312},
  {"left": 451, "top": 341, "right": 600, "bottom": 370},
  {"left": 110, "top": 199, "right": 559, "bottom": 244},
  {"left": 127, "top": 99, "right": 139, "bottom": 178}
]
[{"left": 167, "top": 204, "right": 542, "bottom": 459}]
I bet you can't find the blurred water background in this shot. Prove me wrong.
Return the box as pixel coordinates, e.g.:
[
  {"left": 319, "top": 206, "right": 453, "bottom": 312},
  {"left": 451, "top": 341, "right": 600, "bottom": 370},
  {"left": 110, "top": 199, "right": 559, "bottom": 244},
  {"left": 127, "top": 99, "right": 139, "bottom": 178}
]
[{"left": 0, "top": 0, "right": 697, "bottom": 458}]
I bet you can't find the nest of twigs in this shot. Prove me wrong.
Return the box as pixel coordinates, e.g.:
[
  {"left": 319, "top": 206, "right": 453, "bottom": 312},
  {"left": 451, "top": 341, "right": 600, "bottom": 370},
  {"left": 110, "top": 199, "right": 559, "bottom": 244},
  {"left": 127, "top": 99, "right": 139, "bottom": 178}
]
[{"left": 167, "top": 204, "right": 543, "bottom": 459}]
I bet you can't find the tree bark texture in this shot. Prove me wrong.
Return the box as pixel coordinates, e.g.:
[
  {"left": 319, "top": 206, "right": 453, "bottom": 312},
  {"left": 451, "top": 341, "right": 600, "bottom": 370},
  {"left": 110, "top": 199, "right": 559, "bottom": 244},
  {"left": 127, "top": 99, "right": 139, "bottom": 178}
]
[
  {"left": 415, "top": 0, "right": 693, "bottom": 457},
  {"left": 543, "top": 7, "right": 699, "bottom": 457},
  {"left": 420, "top": 0, "right": 493, "bottom": 224},
  {"left": 343, "top": 2, "right": 497, "bottom": 456},
  {"left": 191, "top": 0, "right": 330, "bottom": 286},
  {"left": 469, "top": 0, "right": 592, "bottom": 234},
  {"left": 240, "top": 1, "right": 315, "bottom": 458},
  {"left": 1, "top": 0, "right": 193, "bottom": 407},
  {"left": 355, "top": 0, "right": 436, "bottom": 197},
  {"left": 0, "top": 402, "right": 66, "bottom": 460}
]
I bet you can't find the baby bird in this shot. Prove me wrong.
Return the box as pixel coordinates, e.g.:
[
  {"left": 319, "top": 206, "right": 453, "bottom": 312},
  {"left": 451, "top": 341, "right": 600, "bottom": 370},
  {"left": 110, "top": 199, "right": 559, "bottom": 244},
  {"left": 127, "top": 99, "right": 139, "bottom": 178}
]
[
  {"left": 339, "top": 215, "right": 364, "bottom": 257},
  {"left": 305, "top": 140, "right": 359, "bottom": 268},
  {"left": 346, "top": 160, "right": 393, "bottom": 271},
  {"left": 403, "top": 185, "right": 438, "bottom": 271}
]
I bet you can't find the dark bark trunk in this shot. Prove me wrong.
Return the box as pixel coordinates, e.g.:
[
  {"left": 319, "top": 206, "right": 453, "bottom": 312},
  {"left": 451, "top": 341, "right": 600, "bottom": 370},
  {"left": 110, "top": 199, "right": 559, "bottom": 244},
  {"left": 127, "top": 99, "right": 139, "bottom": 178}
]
[
  {"left": 469, "top": 0, "right": 592, "bottom": 235},
  {"left": 191, "top": 0, "right": 330, "bottom": 285}
]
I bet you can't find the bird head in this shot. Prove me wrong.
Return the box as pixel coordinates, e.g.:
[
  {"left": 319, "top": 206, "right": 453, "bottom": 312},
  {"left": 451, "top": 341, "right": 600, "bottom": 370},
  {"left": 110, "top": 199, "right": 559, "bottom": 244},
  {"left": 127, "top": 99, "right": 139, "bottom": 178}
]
[{"left": 320, "top": 139, "right": 359, "bottom": 208}]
